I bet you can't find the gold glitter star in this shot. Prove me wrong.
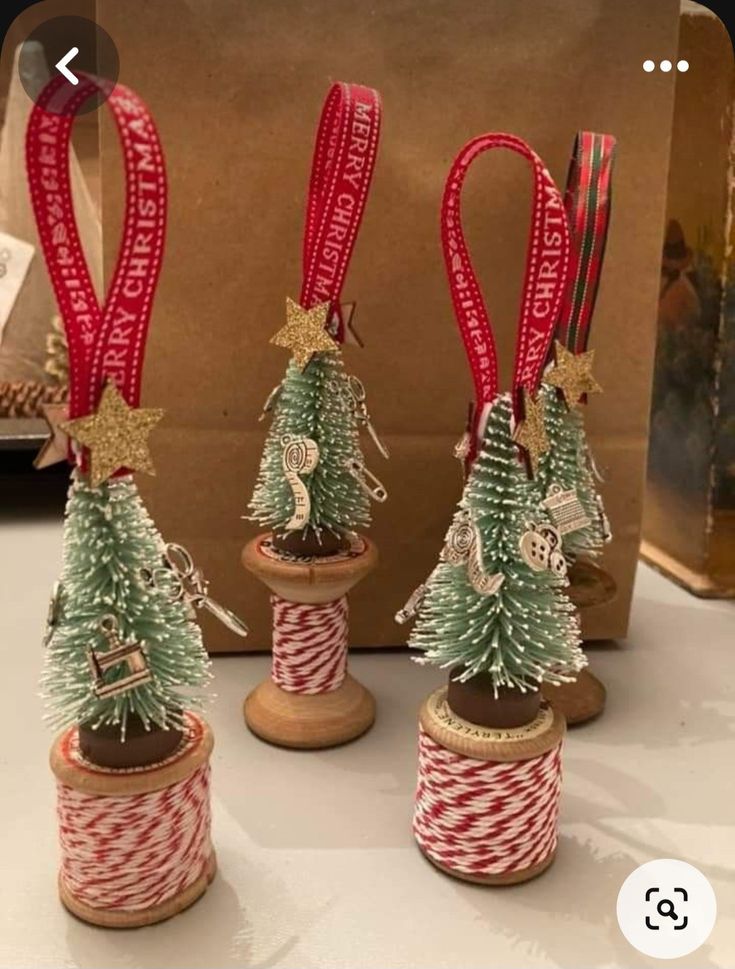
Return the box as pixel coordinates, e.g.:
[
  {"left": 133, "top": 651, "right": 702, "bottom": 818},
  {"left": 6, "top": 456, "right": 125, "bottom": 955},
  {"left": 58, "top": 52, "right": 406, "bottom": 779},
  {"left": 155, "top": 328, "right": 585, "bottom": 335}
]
[
  {"left": 271, "top": 297, "right": 338, "bottom": 371},
  {"left": 512, "top": 387, "right": 549, "bottom": 477},
  {"left": 61, "top": 381, "right": 164, "bottom": 487},
  {"left": 546, "top": 340, "right": 602, "bottom": 408},
  {"left": 34, "top": 402, "right": 70, "bottom": 470}
]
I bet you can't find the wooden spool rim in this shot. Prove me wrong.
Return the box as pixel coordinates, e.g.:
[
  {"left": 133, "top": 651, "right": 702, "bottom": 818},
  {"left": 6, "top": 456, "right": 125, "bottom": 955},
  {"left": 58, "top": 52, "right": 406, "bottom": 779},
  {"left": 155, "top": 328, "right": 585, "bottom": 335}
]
[
  {"left": 567, "top": 558, "right": 618, "bottom": 609},
  {"left": 244, "top": 674, "right": 376, "bottom": 750},
  {"left": 542, "top": 667, "right": 607, "bottom": 726},
  {"left": 419, "top": 687, "right": 566, "bottom": 763},
  {"left": 50, "top": 713, "right": 214, "bottom": 796},
  {"left": 59, "top": 852, "right": 217, "bottom": 928},
  {"left": 242, "top": 532, "right": 378, "bottom": 590},
  {"left": 418, "top": 844, "right": 557, "bottom": 886}
]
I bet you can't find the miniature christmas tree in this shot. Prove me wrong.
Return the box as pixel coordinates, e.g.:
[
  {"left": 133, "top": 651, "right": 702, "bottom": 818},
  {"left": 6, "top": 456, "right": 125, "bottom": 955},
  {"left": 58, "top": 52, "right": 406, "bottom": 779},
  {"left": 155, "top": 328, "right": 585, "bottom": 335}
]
[
  {"left": 409, "top": 394, "right": 585, "bottom": 694},
  {"left": 249, "top": 299, "right": 379, "bottom": 547},
  {"left": 42, "top": 470, "right": 212, "bottom": 739},
  {"left": 538, "top": 382, "right": 608, "bottom": 560},
  {"left": 540, "top": 341, "right": 610, "bottom": 560}
]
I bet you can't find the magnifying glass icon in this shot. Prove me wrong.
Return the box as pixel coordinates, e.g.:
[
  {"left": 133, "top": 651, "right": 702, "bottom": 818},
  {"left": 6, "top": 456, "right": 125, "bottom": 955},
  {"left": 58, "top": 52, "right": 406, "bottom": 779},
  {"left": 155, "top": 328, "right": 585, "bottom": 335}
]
[{"left": 657, "top": 898, "right": 678, "bottom": 920}]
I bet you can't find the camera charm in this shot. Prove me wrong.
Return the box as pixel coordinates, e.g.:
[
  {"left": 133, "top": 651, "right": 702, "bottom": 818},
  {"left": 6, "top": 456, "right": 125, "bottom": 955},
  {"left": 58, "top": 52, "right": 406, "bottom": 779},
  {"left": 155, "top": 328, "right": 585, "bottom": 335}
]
[
  {"left": 542, "top": 482, "right": 591, "bottom": 535},
  {"left": 282, "top": 435, "right": 320, "bottom": 529},
  {"left": 86, "top": 615, "right": 152, "bottom": 700},
  {"left": 140, "top": 543, "right": 249, "bottom": 637}
]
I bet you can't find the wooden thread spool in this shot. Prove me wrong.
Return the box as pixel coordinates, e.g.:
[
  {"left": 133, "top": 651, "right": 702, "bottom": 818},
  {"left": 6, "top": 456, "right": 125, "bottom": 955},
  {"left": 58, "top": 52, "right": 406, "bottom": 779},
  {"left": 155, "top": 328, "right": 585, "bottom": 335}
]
[
  {"left": 50, "top": 714, "right": 216, "bottom": 928},
  {"left": 543, "top": 558, "right": 618, "bottom": 725},
  {"left": 242, "top": 533, "right": 377, "bottom": 749},
  {"left": 414, "top": 688, "right": 566, "bottom": 886}
]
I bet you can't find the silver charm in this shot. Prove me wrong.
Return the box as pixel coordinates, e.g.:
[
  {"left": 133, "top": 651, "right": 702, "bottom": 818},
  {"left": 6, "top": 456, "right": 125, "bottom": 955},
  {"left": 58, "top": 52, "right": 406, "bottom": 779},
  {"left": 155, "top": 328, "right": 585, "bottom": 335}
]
[
  {"left": 140, "top": 543, "right": 249, "bottom": 638},
  {"left": 453, "top": 431, "right": 471, "bottom": 465},
  {"left": 542, "top": 482, "right": 591, "bottom": 536},
  {"left": 441, "top": 509, "right": 477, "bottom": 565},
  {"left": 86, "top": 615, "right": 152, "bottom": 699},
  {"left": 281, "top": 434, "right": 320, "bottom": 530},
  {"left": 346, "top": 375, "right": 389, "bottom": 459},
  {"left": 344, "top": 457, "right": 388, "bottom": 502},
  {"left": 596, "top": 494, "right": 613, "bottom": 543},
  {"left": 586, "top": 446, "right": 606, "bottom": 483},
  {"left": 259, "top": 382, "right": 282, "bottom": 422},
  {"left": 467, "top": 539, "right": 505, "bottom": 596},
  {"left": 442, "top": 509, "right": 504, "bottom": 597},
  {"left": 42, "top": 581, "right": 64, "bottom": 648},
  {"left": 395, "top": 582, "right": 428, "bottom": 624},
  {"left": 453, "top": 401, "right": 476, "bottom": 479},
  {"left": 519, "top": 522, "right": 567, "bottom": 578}
]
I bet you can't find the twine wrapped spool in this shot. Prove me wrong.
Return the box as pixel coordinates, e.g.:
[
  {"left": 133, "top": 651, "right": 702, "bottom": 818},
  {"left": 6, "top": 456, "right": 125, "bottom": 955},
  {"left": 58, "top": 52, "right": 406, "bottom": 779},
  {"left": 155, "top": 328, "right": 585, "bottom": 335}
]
[
  {"left": 242, "top": 533, "right": 377, "bottom": 749},
  {"left": 50, "top": 713, "right": 216, "bottom": 927},
  {"left": 414, "top": 688, "right": 566, "bottom": 885}
]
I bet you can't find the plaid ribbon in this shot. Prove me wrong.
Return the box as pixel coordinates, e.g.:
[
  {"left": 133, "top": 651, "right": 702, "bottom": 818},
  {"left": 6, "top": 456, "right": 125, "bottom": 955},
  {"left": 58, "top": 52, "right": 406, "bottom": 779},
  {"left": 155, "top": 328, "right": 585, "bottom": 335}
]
[{"left": 556, "top": 131, "right": 616, "bottom": 354}]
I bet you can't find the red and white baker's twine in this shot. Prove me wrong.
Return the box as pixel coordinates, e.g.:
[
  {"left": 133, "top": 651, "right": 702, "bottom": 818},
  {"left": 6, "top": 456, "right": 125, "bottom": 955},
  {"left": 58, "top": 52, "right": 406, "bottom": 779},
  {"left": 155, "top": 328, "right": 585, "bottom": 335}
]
[
  {"left": 271, "top": 595, "right": 348, "bottom": 694},
  {"left": 57, "top": 761, "right": 211, "bottom": 912},
  {"left": 413, "top": 726, "right": 563, "bottom": 878}
]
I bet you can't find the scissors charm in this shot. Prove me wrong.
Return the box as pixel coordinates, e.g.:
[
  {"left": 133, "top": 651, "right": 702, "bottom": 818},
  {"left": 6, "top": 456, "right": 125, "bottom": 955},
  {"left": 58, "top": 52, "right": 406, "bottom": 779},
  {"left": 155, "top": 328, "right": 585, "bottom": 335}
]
[{"left": 140, "top": 543, "right": 249, "bottom": 638}]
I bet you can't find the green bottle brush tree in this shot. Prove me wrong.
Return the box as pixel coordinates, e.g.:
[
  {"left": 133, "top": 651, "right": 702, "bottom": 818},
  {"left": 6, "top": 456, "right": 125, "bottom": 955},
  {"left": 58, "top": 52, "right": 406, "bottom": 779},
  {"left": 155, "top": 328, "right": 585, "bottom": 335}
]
[
  {"left": 407, "top": 394, "right": 586, "bottom": 727},
  {"left": 249, "top": 352, "right": 371, "bottom": 550},
  {"left": 42, "top": 471, "right": 212, "bottom": 764}
]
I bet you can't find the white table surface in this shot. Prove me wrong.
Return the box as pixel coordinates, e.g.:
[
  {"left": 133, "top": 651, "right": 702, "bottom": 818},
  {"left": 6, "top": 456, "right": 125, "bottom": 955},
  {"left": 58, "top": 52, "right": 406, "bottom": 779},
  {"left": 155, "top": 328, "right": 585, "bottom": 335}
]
[{"left": 0, "top": 508, "right": 733, "bottom": 969}]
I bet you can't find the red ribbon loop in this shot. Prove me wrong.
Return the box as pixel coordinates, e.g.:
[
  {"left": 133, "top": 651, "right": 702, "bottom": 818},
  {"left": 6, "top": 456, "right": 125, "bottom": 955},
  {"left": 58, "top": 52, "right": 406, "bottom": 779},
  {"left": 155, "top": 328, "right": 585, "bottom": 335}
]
[
  {"left": 300, "top": 82, "right": 381, "bottom": 342},
  {"left": 441, "top": 133, "right": 570, "bottom": 435},
  {"left": 557, "top": 131, "right": 616, "bottom": 354},
  {"left": 26, "top": 74, "right": 167, "bottom": 422}
]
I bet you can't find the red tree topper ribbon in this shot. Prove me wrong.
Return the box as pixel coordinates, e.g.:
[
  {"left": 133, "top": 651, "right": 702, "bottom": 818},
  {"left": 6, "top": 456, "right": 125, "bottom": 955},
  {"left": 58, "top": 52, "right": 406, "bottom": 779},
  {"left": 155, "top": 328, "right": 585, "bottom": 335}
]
[
  {"left": 300, "top": 82, "right": 381, "bottom": 342},
  {"left": 556, "top": 131, "right": 616, "bottom": 355},
  {"left": 26, "top": 75, "right": 167, "bottom": 426},
  {"left": 440, "top": 133, "right": 570, "bottom": 460}
]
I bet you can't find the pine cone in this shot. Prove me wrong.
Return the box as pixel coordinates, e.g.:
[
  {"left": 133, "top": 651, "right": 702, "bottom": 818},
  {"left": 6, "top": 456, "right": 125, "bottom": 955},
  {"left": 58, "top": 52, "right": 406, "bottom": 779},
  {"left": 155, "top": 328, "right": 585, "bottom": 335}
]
[{"left": 0, "top": 381, "right": 68, "bottom": 418}]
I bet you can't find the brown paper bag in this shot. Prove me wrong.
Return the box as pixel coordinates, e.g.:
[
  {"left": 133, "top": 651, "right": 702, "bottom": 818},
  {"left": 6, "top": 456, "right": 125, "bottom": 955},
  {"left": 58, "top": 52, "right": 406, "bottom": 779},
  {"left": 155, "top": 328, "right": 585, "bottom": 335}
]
[{"left": 94, "top": 0, "right": 679, "bottom": 650}]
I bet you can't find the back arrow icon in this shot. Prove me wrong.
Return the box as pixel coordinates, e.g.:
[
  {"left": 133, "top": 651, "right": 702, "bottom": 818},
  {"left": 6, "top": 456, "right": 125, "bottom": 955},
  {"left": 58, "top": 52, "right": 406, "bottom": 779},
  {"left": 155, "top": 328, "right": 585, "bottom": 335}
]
[{"left": 55, "top": 47, "right": 79, "bottom": 85}]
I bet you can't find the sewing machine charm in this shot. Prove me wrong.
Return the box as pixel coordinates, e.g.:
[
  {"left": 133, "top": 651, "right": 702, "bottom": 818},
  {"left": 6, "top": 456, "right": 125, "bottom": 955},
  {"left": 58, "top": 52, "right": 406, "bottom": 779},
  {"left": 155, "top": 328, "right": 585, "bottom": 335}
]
[
  {"left": 140, "top": 543, "right": 249, "bottom": 638},
  {"left": 541, "top": 483, "right": 591, "bottom": 536},
  {"left": 86, "top": 614, "right": 152, "bottom": 700}
]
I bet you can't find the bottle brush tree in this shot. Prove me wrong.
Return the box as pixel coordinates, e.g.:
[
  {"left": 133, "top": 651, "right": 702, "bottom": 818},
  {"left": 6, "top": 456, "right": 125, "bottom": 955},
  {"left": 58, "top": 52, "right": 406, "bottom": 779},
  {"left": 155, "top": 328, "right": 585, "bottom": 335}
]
[
  {"left": 408, "top": 394, "right": 586, "bottom": 695},
  {"left": 249, "top": 306, "right": 376, "bottom": 547},
  {"left": 42, "top": 471, "right": 212, "bottom": 740}
]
